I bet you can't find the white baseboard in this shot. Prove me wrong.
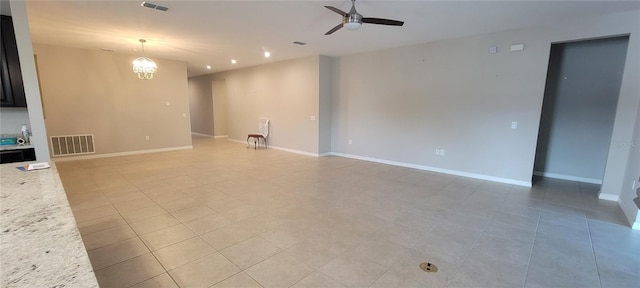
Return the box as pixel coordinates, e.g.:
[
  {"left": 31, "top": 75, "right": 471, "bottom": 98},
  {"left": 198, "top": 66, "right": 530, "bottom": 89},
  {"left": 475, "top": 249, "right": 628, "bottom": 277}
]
[
  {"left": 330, "top": 152, "right": 532, "bottom": 187},
  {"left": 598, "top": 193, "right": 620, "bottom": 202},
  {"left": 227, "top": 138, "right": 321, "bottom": 157},
  {"left": 533, "top": 171, "right": 602, "bottom": 184},
  {"left": 191, "top": 132, "right": 214, "bottom": 137},
  {"left": 214, "top": 135, "right": 229, "bottom": 139},
  {"left": 52, "top": 146, "right": 193, "bottom": 162}
]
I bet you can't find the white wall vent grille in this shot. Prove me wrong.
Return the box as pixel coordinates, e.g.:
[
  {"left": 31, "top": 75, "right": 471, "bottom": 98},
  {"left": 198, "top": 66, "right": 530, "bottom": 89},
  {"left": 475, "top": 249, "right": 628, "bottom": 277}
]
[{"left": 50, "top": 134, "right": 95, "bottom": 157}]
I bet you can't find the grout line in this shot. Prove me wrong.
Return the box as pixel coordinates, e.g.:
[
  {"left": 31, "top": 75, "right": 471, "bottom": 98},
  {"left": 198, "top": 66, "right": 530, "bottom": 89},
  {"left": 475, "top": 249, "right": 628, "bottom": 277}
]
[
  {"left": 586, "top": 220, "right": 604, "bottom": 288},
  {"left": 522, "top": 186, "right": 544, "bottom": 288}
]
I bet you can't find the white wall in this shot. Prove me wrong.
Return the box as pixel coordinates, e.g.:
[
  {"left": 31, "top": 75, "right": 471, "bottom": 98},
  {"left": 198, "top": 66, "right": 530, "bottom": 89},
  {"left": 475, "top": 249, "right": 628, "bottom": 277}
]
[
  {"left": 621, "top": 102, "right": 640, "bottom": 229},
  {"left": 210, "top": 56, "right": 322, "bottom": 155},
  {"left": 34, "top": 44, "right": 192, "bottom": 156},
  {"left": 331, "top": 9, "right": 640, "bottom": 225},
  {"left": 0, "top": 107, "right": 30, "bottom": 135},
  {"left": 212, "top": 79, "right": 227, "bottom": 137},
  {"left": 318, "top": 55, "right": 332, "bottom": 155},
  {"left": 535, "top": 37, "right": 629, "bottom": 183},
  {"left": 332, "top": 29, "right": 548, "bottom": 185},
  {"left": 9, "top": 0, "right": 49, "bottom": 161},
  {"left": 188, "top": 75, "right": 214, "bottom": 136}
]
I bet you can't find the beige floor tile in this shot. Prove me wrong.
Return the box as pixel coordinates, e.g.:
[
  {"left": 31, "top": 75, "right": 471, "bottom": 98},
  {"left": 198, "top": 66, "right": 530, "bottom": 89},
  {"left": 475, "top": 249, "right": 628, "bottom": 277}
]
[
  {"left": 153, "top": 237, "right": 216, "bottom": 270},
  {"left": 260, "top": 224, "right": 312, "bottom": 250},
  {"left": 202, "top": 196, "right": 247, "bottom": 212},
  {"left": 105, "top": 190, "right": 148, "bottom": 204},
  {"left": 60, "top": 138, "right": 633, "bottom": 288},
  {"left": 140, "top": 224, "right": 196, "bottom": 251},
  {"left": 73, "top": 205, "right": 118, "bottom": 223},
  {"left": 129, "top": 273, "right": 178, "bottom": 288},
  {"left": 222, "top": 205, "right": 264, "bottom": 222},
  {"left": 184, "top": 213, "right": 235, "bottom": 235},
  {"left": 450, "top": 251, "right": 528, "bottom": 288},
  {"left": 158, "top": 197, "right": 200, "bottom": 212},
  {"left": 168, "top": 253, "right": 240, "bottom": 287},
  {"left": 238, "top": 214, "right": 289, "bottom": 234},
  {"left": 345, "top": 238, "right": 410, "bottom": 268},
  {"left": 113, "top": 197, "right": 156, "bottom": 213},
  {"left": 146, "top": 189, "right": 190, "bottom": 204},
  {"left": 284, "top": 237, "right": 351, "bottom": 269},
  {"left": 129, "top": 213, "right": 181, "bottom": 235},
  {"left": 246, "top": 252, "right": 314, "bottom": 288},
  {"left": 94, "top": 253, "right": 165, "bottom": 288},
  {"left": 122, "top": 205, "right": 168, "bottom": 223},
  {"left": 69, "top": 194, "right": 112, "bottom": 212},
  {"left": 201, "top": 224, "right": 256, "bottom": 250},
  {"left": 82, "top": 225, "right": 138, "bottom": 250},
  {"left": 320, "top": 254, "right": 388, "bottom": 288},
  {"left": 370, "top": 267, "right": 421, "bottom": 288},
  {"left": 170, "top": 204, "right": 217, "bottom": 222},
  {"left": 210, "top": 272, "right": 263, "bottom": 288},
  {"left": 77, "top": 214, "right": 127, "bottom": 235},
  {"left": 220, "top": 236, "right": 281, "bottom": 269},
  {"left": 292, "top": 271, "right": 347, "bottom": 288},
  {"left": 88, "top": 238, "right": 150, "bottom": 270}
]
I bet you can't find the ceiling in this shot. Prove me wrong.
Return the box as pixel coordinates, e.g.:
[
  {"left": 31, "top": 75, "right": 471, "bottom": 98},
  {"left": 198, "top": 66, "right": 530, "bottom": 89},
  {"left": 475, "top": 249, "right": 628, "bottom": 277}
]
[{"left": 19, "top": 0, "right": 640, "bottom": 77}]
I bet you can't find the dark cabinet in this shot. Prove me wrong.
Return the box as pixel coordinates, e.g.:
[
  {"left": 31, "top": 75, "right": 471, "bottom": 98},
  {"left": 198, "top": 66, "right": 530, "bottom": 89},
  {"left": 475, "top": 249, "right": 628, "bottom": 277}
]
[
  {"left": 0, "top": 147, "right": 36, "bottom": 164},
  {"left": 1, "top": 15, "right": 27, "bottom": 107}
]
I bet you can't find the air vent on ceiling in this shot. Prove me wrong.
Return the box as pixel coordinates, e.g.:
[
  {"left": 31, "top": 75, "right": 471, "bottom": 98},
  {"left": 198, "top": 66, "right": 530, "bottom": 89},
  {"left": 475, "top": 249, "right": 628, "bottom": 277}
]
[
  {"left": 141, "top": 2, "right": 169, "bottom": 12},
  {"left": 293, "top": 41, "right": 307, "bottom": 46}
]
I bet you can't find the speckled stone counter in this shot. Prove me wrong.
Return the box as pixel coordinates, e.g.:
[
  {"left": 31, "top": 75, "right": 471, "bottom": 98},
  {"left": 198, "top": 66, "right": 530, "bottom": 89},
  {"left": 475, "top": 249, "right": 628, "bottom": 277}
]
[{"left": 0, "top": 162, "right": 98, "bottom": 287}]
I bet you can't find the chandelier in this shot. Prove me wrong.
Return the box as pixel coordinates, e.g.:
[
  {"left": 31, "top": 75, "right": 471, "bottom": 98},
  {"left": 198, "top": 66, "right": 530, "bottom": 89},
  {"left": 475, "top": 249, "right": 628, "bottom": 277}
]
[{"left": 132, "top": 39, "right": 157, "bottom": 80}]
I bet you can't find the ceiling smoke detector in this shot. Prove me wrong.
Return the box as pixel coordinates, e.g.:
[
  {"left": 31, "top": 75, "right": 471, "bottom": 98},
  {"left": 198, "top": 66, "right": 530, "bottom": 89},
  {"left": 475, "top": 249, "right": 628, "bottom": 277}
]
[{"left": 141, "top": 2, "right": 169, "bottom": 12}]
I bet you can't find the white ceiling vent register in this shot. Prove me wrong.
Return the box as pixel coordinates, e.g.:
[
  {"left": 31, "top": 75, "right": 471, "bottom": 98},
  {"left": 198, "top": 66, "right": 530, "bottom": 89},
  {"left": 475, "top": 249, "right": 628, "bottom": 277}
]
[{"left": 50, "top": 134, "right": 95, "bottom": 157}]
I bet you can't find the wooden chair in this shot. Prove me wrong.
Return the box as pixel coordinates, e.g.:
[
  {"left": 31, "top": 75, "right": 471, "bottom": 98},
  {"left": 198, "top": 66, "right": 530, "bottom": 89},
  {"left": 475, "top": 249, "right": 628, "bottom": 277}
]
[{"left": 247, "top": 118, "right": 269, "bottom": 149}]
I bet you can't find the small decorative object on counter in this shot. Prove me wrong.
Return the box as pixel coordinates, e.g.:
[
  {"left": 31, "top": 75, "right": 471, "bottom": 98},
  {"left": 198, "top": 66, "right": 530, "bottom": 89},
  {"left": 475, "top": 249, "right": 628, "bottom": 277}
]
[{"left": 21, "top": 124, "right": 29, "bottom": 144}]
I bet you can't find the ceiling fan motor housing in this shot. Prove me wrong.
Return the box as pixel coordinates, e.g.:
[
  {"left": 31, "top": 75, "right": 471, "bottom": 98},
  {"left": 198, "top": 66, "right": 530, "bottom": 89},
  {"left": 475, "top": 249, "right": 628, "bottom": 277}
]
[{"left": 344, "top": 12, "right": 363, "bottom": 30}]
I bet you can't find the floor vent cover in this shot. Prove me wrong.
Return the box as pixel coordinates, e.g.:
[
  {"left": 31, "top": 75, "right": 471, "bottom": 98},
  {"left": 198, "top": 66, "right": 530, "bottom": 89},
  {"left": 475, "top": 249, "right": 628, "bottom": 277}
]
[{"left": 50, "top": 134, "right": 95, "bottom": 157}]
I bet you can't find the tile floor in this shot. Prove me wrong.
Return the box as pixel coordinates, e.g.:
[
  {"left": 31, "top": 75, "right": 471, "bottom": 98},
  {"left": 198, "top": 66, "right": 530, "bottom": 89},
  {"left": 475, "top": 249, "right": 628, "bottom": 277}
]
[{"left": 57, "top": 136, "right": 640, "bottom": 288}]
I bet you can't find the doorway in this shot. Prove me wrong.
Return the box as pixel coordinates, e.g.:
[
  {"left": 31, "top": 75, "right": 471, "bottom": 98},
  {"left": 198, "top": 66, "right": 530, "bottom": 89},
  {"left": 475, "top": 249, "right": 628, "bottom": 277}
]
[{"left": 534, "top": 36, "right": 629, "bottom": 184}]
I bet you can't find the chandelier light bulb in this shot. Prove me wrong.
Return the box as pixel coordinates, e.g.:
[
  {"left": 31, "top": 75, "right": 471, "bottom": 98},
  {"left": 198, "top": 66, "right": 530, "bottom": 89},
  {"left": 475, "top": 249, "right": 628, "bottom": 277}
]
[{"left": 132, "top": 39, "right": 157, "bottom": 80}]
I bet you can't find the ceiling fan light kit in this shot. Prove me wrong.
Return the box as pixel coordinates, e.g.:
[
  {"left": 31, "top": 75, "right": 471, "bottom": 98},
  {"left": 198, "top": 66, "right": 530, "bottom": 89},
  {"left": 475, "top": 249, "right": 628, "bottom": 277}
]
[{"left": 325, "top": 0, "right": 404, "bottom": 35}]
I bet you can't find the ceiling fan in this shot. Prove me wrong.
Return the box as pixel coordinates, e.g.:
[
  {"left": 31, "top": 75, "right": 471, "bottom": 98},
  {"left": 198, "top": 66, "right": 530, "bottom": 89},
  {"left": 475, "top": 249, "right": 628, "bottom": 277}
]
[{"left": 324, "top": 0, "right": 404, "bottom": 35}]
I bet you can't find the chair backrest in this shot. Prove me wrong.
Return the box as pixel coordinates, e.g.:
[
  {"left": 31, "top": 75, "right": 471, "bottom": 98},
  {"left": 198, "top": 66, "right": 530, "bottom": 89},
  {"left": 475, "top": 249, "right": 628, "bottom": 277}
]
[{"left": 258, "top": 118, "right": 270, "bottom": 138}]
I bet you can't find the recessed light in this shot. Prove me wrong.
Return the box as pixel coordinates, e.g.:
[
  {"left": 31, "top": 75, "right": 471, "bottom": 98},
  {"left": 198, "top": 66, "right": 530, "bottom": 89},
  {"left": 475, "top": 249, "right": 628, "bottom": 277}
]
[
  {"left": 264, "top": 51, "right": 271, "bottom": 58},
  {"left": 231, "top": 59, "right": 237, "bottom": 64},
  {"left": 206, "top": 65, "right": 212, "bottom": 70}
]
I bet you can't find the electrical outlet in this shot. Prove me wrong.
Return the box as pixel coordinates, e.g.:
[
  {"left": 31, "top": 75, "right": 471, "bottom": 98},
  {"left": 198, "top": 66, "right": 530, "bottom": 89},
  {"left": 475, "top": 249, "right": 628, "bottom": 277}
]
[
  {"left": 348, "top": 139, "right": 352, "bottom": 145},
  {"left": 440, "top": 149, "right": 445, "bottom": 156},
  {"left": 145, "top": 136, "right": 150, "bottom": 141}
]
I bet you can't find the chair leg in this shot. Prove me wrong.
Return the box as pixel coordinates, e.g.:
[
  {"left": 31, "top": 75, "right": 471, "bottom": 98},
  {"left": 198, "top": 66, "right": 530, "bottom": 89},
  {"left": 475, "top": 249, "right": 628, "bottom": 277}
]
[{"left": 246, "top": 136, "right": 250, "bottom": 148}]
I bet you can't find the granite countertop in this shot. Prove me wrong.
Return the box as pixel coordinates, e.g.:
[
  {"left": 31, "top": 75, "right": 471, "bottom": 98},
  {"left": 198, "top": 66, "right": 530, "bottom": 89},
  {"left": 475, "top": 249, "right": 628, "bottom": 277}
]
[{"left": 0, "top": 162, "right": 98, "bottom": 287}]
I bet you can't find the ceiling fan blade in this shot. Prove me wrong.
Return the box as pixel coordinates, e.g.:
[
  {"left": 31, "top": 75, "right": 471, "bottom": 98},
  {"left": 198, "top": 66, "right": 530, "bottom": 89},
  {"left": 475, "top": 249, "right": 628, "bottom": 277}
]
[
  {"left": 325, "top": 23, "right": 344, "bottom": 35},
  {"left": 362, "top": 18, "right": 404, "bottom": 26},
  {"left": 325, "top": 6, "right": 347, "bottom": 17}
]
